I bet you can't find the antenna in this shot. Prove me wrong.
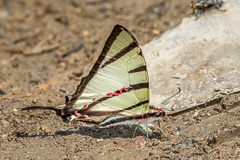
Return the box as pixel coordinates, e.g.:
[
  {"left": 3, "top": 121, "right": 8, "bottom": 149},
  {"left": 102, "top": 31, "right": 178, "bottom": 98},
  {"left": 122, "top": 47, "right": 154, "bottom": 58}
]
[
  {"left": 13, "top": 105, "right": 64, "bottom": 116},
  {"left": 149, "top": 87, "right": 181, "bottom": 112},
  {"left": 161, "top": 87, "right": 181, "bottom": 105}
]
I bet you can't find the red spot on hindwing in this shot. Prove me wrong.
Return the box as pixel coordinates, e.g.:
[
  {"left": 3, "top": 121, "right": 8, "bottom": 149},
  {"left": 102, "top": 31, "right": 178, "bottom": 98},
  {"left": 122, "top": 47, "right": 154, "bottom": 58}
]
[
  {"left": 74, "top": 111, "right": 88, "bottom": 118},
  {"left": 107, "top": 92, "right": 114, "bottom": 97},
  {"left": 83, "top": 104, "right": 88, "bottom": 109},
  {"left": 82, "top": 115, "right": 88, "bottom": 118},
  {"left": 74, "top": 111, "right": 81, "bottom": 117}
]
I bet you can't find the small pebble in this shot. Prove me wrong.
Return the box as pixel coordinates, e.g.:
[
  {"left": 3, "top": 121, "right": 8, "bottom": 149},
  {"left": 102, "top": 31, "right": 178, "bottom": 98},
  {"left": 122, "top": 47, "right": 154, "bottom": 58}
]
[
  {"left": 193, "top": 111, "right": 199, "bottom": 117},
  {"left": 41, "top": 125, "right": 52, "bottom": 133},
  {"left": 0, "top": 10, "right": 9, "bottom": 19},
  {"left": 32, "top": 99, "right": 38, "bottom": 103},
  {"left": 207, "top": 135, "right": 217, "bottom": 145},
  {"left": 223, "top": 128, "right": 228, "bottom": 132},
  {"left": 176, "top": 127, "right": 180, "bottom": 135},
  {"left": 0, "top": 88, "right": 6, "bottom": 95},
  {"left": 12, "top": 62, "right": 19, "bottom": 68},
  {"left": 152, "top": 29, "right": 160, "bottom": 35},
  {"left": 8, "top": 136, "right": 14, "bottom": 141},
  {"left": 0, "top": 134, "right": 8, "bottom": 140},
  {"left": 0, "top": 120, "right": 10, "bottom": 126},
  {"left": 214, "top": 88, "right": 221, "bottom": 92},
  {"left": 82, "top": 30, "right": 89, "bottom": 36},
  {"left": 183, "top": 142, "right": 190, "bottom": 149},
  {"left": 132, "top": 136, "right": 147, "bottom": 146},
  {"left": 96, "top": 139, "right": 103, "bottom": 142}
]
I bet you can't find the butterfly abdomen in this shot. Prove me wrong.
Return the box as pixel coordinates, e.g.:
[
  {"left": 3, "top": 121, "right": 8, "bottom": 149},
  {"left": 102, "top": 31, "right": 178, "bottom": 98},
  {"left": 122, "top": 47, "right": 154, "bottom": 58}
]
[{"left": 99, "top": 109, "right": 165, "bottom": 128}]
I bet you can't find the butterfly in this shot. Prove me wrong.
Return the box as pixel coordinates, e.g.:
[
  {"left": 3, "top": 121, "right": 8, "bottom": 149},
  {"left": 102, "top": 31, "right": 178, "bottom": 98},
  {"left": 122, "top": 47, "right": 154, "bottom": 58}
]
[{"left": 14, "top": 25, "right": 166, "bottom": 137}]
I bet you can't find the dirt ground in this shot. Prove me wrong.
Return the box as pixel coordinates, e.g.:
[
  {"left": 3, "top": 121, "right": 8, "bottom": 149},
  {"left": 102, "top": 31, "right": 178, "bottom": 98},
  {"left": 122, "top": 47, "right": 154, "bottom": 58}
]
[{"left": 0, "top": 0, "right": 239, "bottom": 159}]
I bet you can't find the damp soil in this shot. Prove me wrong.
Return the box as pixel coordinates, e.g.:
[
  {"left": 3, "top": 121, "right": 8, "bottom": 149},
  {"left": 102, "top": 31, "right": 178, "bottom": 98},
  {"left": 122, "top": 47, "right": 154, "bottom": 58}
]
[{"left": 0, "top": 0, "right": 240, "bottom": 159}]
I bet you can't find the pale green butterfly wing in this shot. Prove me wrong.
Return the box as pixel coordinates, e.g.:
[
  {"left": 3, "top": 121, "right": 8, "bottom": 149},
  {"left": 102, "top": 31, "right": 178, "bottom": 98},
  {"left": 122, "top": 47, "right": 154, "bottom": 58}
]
[{"left": 67, "top": 25, "right": 149, "bottom": 116}]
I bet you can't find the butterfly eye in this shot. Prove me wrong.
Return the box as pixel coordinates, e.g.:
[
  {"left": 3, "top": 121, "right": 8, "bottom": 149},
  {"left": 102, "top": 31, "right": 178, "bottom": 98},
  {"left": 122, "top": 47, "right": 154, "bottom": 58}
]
[{"left": 155, "top": 112, "right": 160, "bottom": 117}]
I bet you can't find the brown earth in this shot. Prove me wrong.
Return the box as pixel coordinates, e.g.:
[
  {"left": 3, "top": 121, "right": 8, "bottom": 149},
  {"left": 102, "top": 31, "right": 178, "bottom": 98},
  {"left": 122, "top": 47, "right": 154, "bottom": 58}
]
[{"left": 0, "top": 0, "right": 239, "bottom": 159}]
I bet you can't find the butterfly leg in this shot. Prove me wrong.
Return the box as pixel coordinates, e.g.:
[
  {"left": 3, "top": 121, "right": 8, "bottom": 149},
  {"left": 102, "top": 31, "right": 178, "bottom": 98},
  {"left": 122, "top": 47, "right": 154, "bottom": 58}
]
[
  {"left": 157, "top": 120, "right": 167, "bottom": 138},
  {"left": 138, "top": 123, "right": 153, "bottom": 138},
  {"left": 132, "top": 122, "right": 140, "bottom": 138}
]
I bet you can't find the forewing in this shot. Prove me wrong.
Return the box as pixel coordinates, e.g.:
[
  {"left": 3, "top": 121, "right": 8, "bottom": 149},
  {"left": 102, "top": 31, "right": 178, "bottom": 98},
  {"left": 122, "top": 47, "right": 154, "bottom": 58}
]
[{"left": 69, "top": 25, "right": 149, "bottom": 115}]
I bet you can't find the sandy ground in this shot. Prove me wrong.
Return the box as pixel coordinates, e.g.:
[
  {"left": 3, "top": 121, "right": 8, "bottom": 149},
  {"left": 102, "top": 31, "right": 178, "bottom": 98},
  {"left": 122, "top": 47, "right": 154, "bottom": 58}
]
[{"left": 0, "top": 0, "right": 239, "bottom": 159}]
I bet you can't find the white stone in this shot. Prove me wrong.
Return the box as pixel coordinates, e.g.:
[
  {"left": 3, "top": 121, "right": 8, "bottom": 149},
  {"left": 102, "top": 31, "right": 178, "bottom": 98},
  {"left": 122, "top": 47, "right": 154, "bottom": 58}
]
[{"left": 143, "top": 0, "right": 240, "bottom": 112}]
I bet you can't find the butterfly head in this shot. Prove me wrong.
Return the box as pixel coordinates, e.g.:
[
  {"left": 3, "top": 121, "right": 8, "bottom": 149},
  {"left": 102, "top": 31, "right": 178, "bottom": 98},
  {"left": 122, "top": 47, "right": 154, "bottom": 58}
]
[
  {"left": 57, "top": 109, "right": 89, "bottom": 123},
  {"left": 149, "top": 105, "right": 166, "bottom": 118},
  {"left": 153, "top": 109, "right": 166, "bottom": 118}
]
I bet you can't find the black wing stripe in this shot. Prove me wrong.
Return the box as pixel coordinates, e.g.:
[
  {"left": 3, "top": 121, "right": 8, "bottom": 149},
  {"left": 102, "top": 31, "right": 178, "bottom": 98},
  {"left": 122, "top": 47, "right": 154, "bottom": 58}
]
[
  {"left": 117, "top": 99, "right": 148, "bottom": 112},
  {"left": 129, "top": 65, "right": 147, "bottom": 73},
  {"left": 101, "top": 42, "right": 138, "bottom": 68},
  {"left": 130, "top": 82, "right": 148, "bottom": 90},
  {"left": 83, "top": 100, "right": 149, "bottom": 116}
]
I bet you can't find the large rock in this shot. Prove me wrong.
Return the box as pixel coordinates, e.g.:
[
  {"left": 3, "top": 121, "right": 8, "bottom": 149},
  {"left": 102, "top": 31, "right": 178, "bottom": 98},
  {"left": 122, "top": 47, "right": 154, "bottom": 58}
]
[{"left": 143, "top": 0, "right": 240, "bottom": 112}]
